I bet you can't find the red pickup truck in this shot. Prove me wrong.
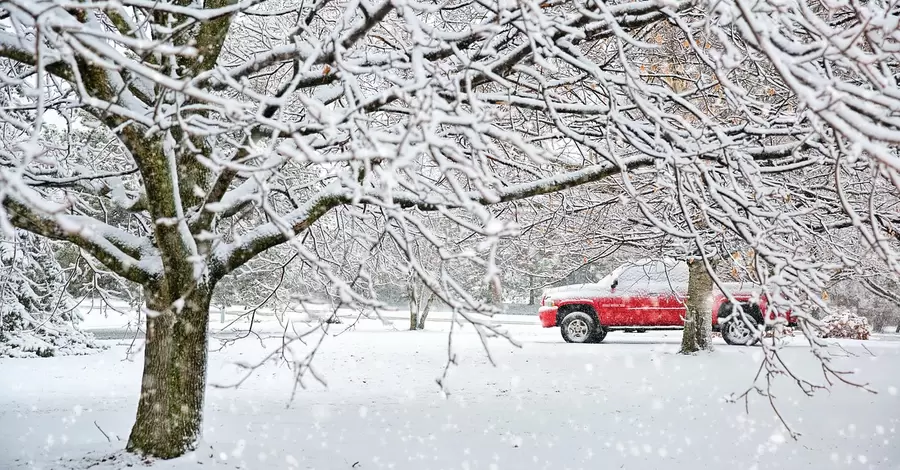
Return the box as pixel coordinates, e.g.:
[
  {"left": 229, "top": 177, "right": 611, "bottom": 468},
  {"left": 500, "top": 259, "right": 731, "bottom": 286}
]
[{"left": 538, "top": 259, "right": 794, "bottom": 345}]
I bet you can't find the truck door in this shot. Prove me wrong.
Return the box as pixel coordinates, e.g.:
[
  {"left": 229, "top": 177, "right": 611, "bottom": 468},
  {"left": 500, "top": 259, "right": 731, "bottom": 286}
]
[
  {"left": 653, "top": 263, "right": 688, "bottom": 325},
  {"left": 615, "top": 263, "right": 661, "bottom": 326},
  {"left": 657, "top": 291, "right": 687, "bottom": 326},
  {"left": 619, "top": 261, "right": 688, "bottom": 326}
]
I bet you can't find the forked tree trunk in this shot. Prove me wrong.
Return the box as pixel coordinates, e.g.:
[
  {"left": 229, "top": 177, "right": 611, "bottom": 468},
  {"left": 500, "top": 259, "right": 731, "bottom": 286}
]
[
  {"left": 416, "top": 292, "right": 435, "bottom": 330},
  {"left": 680, "top": 259, "right": 715, "bottom": 354},
  {"left": 126, "top": 287, "right": 211, "bottom": 459},
  {"left": 409, "top": 308, "right": 418, "bottom": 331},
  {"left": 408, "top": 278, "right": 435, "bottom": 330}
]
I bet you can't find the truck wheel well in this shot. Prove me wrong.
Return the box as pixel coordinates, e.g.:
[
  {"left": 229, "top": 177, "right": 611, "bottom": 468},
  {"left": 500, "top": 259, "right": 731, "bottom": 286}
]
[{"left": 557, "top": 304, "right": 597, "bottom": 326}]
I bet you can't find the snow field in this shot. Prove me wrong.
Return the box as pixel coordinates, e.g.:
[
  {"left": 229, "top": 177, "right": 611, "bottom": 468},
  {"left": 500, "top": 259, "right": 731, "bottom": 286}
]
[{"left": 1, "top": 322, "right": 898, "bottom": 469}]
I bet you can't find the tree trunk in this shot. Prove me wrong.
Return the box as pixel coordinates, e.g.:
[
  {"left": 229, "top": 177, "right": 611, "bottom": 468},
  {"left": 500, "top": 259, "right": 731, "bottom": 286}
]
[
  {"left": 490, "top": 280, "right": 502, "bottom": 304},
  {"left": 680, "top": 259, "right": 715, "bottom": 354},
  {"left": 126, "top": 287, "right": 211, "bottom": 459},
  {"left": 416, "top": 292, "right": 435, "bottom": 330},
  {"left": 528, "top": 274, "right": 535, "bottom": 305},
  {"left": 408, "top": 279, "right": 418, "bottom": 331}
]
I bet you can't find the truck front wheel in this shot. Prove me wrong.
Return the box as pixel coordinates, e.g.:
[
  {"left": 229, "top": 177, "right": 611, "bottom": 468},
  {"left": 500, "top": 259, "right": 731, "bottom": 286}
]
[
  {"left": 721, "top": 314, "right": 760, "bottom": 346},
  {"left": 719, "top": 302, "right": 762, "bottom": 346},
  {"left": 560, "top": 311, "right": 605, "bottom": 343}
]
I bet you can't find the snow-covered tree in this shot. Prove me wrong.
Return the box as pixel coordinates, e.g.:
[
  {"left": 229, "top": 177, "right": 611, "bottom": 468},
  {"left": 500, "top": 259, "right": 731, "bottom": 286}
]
[
  {"left": 828, "top": 269, "right": 900, "bottom": 333},
  {"left": 0, "top": 231, "right": 101, "bottom": 357},
  {"left": 1, "top": 0, "right": 899, "bottom": 459}
]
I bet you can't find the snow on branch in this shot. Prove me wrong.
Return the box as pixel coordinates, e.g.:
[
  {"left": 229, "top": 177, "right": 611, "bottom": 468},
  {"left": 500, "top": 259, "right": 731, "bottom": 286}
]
[
  {"left": 0, "top": 0, "right": 898, "bottom": 418},
  {"left": 2, "top": 185, "right": 160, "bottom": 284}
]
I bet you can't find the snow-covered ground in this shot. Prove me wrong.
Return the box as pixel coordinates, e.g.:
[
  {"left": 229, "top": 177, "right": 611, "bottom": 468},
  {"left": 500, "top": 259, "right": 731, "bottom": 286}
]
[{"left": 1, "top": 320, "right": 898, "bottom": 470}]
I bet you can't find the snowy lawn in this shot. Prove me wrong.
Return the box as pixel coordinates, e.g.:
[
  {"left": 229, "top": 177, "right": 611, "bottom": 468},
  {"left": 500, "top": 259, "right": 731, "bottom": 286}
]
[{"left": 1, "top": 321, "right": 898, "bottom": 470}]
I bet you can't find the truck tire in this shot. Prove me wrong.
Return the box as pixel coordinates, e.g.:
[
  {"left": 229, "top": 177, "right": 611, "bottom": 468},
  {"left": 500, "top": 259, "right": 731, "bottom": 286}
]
[
  {"left": 719, "top": 303, "right": 761, "bottom": 346},
  {"left": 592, "top": 326, "right": 608, "bottom": 343},
  {"left": 560, "top": 310, "right": 601, "bottom": 343}
]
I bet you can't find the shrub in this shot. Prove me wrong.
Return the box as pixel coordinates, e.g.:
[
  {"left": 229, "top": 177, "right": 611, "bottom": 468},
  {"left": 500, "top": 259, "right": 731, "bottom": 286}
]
[{"left": 818, "top": 311, "right": 872, "bottom": 340}]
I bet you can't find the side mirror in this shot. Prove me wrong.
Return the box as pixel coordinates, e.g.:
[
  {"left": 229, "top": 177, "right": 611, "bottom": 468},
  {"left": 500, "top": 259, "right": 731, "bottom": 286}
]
[{"left": 610, "top": 279, "right": 618, "bottom": 290}]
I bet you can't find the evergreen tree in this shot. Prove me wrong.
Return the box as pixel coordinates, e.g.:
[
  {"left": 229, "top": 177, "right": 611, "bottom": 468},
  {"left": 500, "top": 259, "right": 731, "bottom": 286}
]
[{"left": 0, "top": 231, "right": 101, "bottom": 358}]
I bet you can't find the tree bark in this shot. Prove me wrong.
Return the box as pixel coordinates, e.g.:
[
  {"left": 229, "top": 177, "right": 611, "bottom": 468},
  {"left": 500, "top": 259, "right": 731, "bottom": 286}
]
[
  {"left": 408, "top": 279, "right": 418, "bottom": 331},
  {"left": 490, "top": 281, "right": 502, "bottom": 304},
  {"left": 416, "top": 292, "right": 435, "bottom": 330},
  {"left": 126, "top": 286, "right": 211, "bottom": 459},
  {"left": 528, "top": 274, "right": 535, "bottom": 305},
  {"left": 680, "top": 259, "right": 715, "bottom": 354}
]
